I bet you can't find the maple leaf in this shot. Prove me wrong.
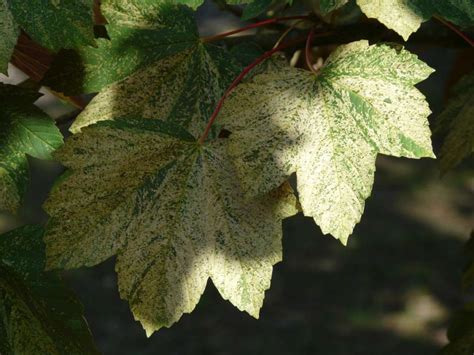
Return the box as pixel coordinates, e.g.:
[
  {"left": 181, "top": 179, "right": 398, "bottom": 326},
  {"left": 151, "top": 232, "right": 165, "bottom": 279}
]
[
  {"left": 44, "top": 118, "right": 298, "bottom": 335},
  {"left": 42, "top": 1, "right": 242, "bottom": 138},
  {"left": 0, "top": 84, "right": 63, "bottom": 214},
  {"left": 220, "top": 40, "right": 435, "bottom": 244},
  {"left": 0, "top": 0, "right": 95, "bottom": 73},
  {"left": 314, "top": 0, "right": 474, "bottom": 40},
  {"left": 0, "top": 225, "right": 98, "bottom": 354},
  {"left": 356, "top": 0, "right": 474, "bottom": 40},
  {"left": 435, "top": 71, "right": 474, "bottom": 173}
]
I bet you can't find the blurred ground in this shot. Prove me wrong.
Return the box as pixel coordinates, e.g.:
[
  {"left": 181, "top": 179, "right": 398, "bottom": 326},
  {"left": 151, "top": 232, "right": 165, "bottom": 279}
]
[{"left": 1, "top": 2, "right": 473, "bottom": 354}]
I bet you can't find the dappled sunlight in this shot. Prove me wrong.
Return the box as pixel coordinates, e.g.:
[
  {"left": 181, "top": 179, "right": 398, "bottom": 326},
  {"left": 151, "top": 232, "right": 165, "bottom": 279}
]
[{"left": 381, "top": 288, "right": 449, "bottom": 345}]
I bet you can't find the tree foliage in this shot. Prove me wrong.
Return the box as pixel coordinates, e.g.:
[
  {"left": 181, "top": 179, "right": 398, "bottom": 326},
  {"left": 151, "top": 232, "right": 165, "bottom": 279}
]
[{"left": 0, "top": 0, "right": 472, "bottom": 351}]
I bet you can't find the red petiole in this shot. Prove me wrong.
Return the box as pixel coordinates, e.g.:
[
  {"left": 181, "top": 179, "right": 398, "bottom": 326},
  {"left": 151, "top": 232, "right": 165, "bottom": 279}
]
[
  {"left": 434, "top": 15, "right": 474, "bottom": 47},
  {"left": 198, "top": 31, "right": 331, "bottom": 144},
  {"left": 201, "top": 15, "right": 311, "bottom": 43}
]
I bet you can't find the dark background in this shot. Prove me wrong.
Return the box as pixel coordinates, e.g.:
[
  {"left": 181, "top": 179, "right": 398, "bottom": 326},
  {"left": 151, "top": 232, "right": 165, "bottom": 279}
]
[{"left": 1, "top": 1, "right": 473, "bottom": 354}]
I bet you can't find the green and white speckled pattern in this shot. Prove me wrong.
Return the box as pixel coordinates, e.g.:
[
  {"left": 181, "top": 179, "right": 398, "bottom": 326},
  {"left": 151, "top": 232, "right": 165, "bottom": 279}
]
[
  {"left": 0, "top": 0, "right": 19, "bottom": 73},
  {"left": 0, "top": 0, "right": 94, "bottom": 69},
  {"left": 44, "top": 1, "right": 240, "bottom": 95},
  {"left": 44, "top": 118, "right": 298, "bottom": 335},
  {"left": 221, "top": 40, "right": 435, "bottom": 244},
  {"left": 0, "top": 225, "right": 98, "bottom": 355},
  {"left": 0, "top": 84, "right": 63, "bottom": 213},
  {"left": 436, "top": 72, "right": 474, "bottom": 172},
  {"left": 356, "top": 0, "right": 474, "bottom": 40}
]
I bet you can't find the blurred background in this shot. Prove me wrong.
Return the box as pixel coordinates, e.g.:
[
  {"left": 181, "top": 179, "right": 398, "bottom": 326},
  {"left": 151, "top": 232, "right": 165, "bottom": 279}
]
[{"left": 1, "top": 1, "right": 473, "bottom": 354}]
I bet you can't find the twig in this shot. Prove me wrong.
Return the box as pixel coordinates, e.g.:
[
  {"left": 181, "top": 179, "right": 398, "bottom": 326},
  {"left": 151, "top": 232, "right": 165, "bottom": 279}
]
[
  {"left": 305, "top": 28, "right": 318, "bottom": 74},
  {"left": 434, "top": 15, "right": 473, "bottom": 47},
  {"left": 198, "top": 37, "right": 306, "bottom": 144},
  {"left": 201, "top": 16, "right": 310, "bottom": 43}
]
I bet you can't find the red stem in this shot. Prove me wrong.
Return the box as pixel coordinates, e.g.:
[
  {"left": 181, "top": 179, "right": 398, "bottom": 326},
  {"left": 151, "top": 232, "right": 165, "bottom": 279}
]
[
  {"left": 434, "top": 16, "right": 473, "bottom": 47},
  {"left": 305, "top": 28, "right": 318, "bottom": 74},
  {"left": 201, "top": 15, "right": 310, "bottom": 43},
  {"left": 198, "top": 36, "right": 307, "bottom": 144}
]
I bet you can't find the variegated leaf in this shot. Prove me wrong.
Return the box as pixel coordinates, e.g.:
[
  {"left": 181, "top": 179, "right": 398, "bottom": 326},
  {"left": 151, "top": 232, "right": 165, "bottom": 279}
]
[
  {"left": 43, "top": 1, "right": 241, "bottom": 139},
  {"left": 356, "top": 0, "right": 474, "bottom": 40},
  {"left": 44, "top": 118, "right": 298, "bottom": 335},
  {"left": 0, "top": 0, "right": 95, "bottom": 73},
  {"left": 221, "top": 40, "right": 435, "bottom": 244}
]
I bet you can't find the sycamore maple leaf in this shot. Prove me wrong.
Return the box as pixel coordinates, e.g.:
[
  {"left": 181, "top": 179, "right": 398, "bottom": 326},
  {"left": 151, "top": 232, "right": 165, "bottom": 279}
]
[
  {"left": 356, "top": 0, "right": 474, "bottom": 40},
  {"left": 0, "top": 84, "right": 63, "bottom": 214},
  {"left": 0, "top": 0, "right": 95, "bottom": 73},
  {"left": 0, "top": 225, "right": 98, "bottom": 354},
  {"left": 220, "top": 40, "right": 435, "bottom": 244},
  {"left": 44, "top": 118, "right": 297, "bottom": 335},
  {"left": 435, "top": 71, "right": 474, "bottom": 173},
  {"left": 316, "top": 0, "right": 474, "bottom": 40},
  {"left": 42, "top": 1, "right": 242, "bottom": 138}
]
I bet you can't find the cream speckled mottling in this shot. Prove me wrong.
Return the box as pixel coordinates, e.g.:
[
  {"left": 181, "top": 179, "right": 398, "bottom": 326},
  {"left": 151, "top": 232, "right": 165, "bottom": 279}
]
[
  {"left": 0, "top": 0, "right": 19, "bottom": 73},
  {"left": 357, "top": 0, "right": 425, "bottom": 40},
  {"left": 44, "top": 119, "right": 297, "bottom": 335},
  {"left": 220, "top": 41, "right": 435, "bottom": 244},
  {"left": 356, "top": 0, "right": 474, "bottom": 41},
  {"left": 1, "top": 0, "right": 94, "bottom": 53},
  {"left": 72, "top": 44, "right": 239, "bottom": 138}
]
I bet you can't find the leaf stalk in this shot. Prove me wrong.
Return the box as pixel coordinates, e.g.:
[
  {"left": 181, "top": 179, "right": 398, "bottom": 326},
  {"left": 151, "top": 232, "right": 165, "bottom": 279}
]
[{"left": 201, "top": 16, "right": 311, "bottom": 43}]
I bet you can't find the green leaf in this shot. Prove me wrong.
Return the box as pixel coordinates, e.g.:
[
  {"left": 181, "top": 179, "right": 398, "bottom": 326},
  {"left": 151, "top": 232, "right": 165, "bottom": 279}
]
[
  {"left": 319, "top": 0, "right": 349, "bottom": 14},
  {"left": 0, "top": 225, "right": 98, "bottom": 355},
  {"left": 43, "top": 117, "right": 298, "bottom": 335},
  {"left": 0, "top": 84, "right": 63, "bottom": 214},
  {"left": 355, "top": 0, "right": 474, "bottom": 41},
  {"left": 435, "top": 72, "right": 474, "bottom": 173},
  {"left": 0, "top": 0, "right": 95, "bottom": 73},
  {"left": 242, "top": 0, "right": 273, "bottom": 20},
  {"left": 43, "top": 1, "right": 241, "bottom": 138},
  {"left": 221, "top": 40, "right": 434, "bottom": 244}
]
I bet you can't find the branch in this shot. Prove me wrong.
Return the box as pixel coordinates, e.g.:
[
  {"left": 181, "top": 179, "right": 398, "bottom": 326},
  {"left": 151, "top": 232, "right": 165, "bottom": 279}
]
[
  {"left": 202, "top": 16, "right": 311, "bottom": 43},
  {"left": 434, "top": 16, "right": 473, "bottom": 47}
]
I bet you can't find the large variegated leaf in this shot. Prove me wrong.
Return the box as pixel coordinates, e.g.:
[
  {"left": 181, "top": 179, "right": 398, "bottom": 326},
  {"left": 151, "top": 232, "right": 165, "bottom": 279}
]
[
  {"left": 0, "top": 225, "right": 98, "bottom": 355},
  {"left": 435, "top": 72, "right": 474, "bottom": 172},
  {"left": 44, "top": 118, "right": 298, "bottom": 335},
  {"left": 43, "top": 1, "right": 241, "bottom": 138},
  {"left": 0, "top": 0, "right": 95, "bottom": 74},
  {"left": 220, "top": 40, "right": 434, "bottom": 244},
  {"left": 0, "top": 84, "right": 63, "bottom": 214},
  {"left": 356, "top": 0, "right": 474, "bottom": 40}
]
